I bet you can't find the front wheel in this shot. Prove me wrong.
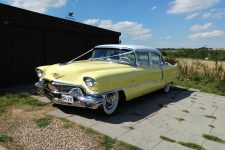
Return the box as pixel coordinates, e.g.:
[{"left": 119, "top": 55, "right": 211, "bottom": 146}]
[{"left": 103, "top": 92, "right": 119, "bottom": 115}]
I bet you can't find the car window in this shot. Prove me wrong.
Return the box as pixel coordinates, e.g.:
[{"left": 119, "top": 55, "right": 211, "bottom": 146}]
[
  {"left": 92, "top": 50, "right": 108, "bottom": 58},
  {"left": 150, "top": 53, "right": 161, "bottom": 66},
  {"left": 108, "top": 50, "right": 119, "bottom": 60},
  {"left": 120, "top": 50, "right": 136, "bottom": 66},
  {"left": 91, "top": 48, "right": 136, "bottom": 66},
  {"left": 136, "top": 51, "right": 149, "bottom": 66}
]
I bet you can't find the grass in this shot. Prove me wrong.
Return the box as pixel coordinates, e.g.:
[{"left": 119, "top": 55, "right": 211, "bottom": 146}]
[
  {"left": 0, "top": 134, "right": 13, "bottom": 142},
  {"left": 182, "top": 110, "right": 189, "bottom": 113},
  {"left": 100, "top": 135, "right": 116, "bottom": 150},
  {"left": 204, "top": 115, "right": 217, "bottom": 119},
  {"left": 0, "top": 93, "right": 140, "bottom": 150},
  {"left": 0, "top": 93, "right": 46, "bottom": 107},
  {"left": 35, "top": 116, "right": 53, "bottom": 128},
  {"left": 175, "top": 79, "right": 225, "bottom": 96},
  {"left": 175, "top": 117, "right": 185, "bottom": 122},
  {"left": 0, "top": 107, "right": 6, "bottom": 114},
  {"left": 60, "top": 118, "right": 73, "bottom": 129},
  {"left": 85, "top": 128, "right": 97, "bottom": 135},
  {"left": 208, "top": 124, "right": 215, "bottom": 128},
  {"left": 160, "top": 136, "right": 176, "bottom": 142},
  {"left": 160, "top": 135, "right": 206, "bottom": 150},
  {"left": 200, "top": 107, "right": 205, "bottom": 110},
  {"left": 202, "top": 134, "right": 225, "bottom": 144},
  {"left": 83, "top": 127, "right": 141, "bottom": 150},
  {"left": 178, "top": 141, "right": 206, "bottom": 150},
  {"left": 174, "top": 59, "right": 225, "bottom": 96},
  {"left": 99, "top": 135, "right": 141, "bottom": 150}
]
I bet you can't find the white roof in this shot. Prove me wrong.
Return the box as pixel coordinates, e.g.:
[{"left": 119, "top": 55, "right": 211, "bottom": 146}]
[
  {"left": 95, "top": 44, "right": 162, "bottom": 56},
  {"left": 95, "top": 44, "right": 155, "bottom": 51}
]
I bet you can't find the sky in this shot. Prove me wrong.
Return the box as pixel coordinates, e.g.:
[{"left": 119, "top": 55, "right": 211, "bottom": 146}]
[{"left": 1, "top": 0, "right": 225, "bottom": 48}]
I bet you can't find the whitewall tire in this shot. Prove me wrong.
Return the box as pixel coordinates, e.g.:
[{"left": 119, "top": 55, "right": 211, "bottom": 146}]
[{"left": 103, "top": 92, "right": 119, "bottom": 115}]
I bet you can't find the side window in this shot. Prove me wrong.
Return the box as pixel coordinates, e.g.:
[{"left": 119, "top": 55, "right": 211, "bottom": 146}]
[
  {"left": 136, "top": 51, "right": 149, "bottom": 66},
  {"left": 120, "top": 50, "right": 136, "bottom": 66},
  {"left": 150, "top": 53, "right": 161, "bottom": 66}
]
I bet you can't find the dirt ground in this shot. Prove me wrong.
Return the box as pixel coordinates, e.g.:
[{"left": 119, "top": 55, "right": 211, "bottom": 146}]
[{"left": 0, "top": 104, "right": 98, "bottom": 150}]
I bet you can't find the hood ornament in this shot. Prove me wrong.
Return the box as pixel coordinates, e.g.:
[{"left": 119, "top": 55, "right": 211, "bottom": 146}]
[{"left": 53, "top": 73, "right": 65, "bottom": 79}]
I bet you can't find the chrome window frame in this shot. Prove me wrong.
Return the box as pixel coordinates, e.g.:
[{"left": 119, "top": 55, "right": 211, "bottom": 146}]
[
  {"left": 149, "top": 52, "right": 162, "bottom": 67},
  {"left": 135, "top": 50, "right": 150, "bottom": 67},
  {"left": 91, "top": 48, "right": 137, "bottom": 67}
]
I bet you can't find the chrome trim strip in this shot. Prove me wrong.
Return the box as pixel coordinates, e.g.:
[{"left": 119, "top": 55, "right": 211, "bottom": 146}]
[
  {"left": 88, "top": 78, "right": 163, "bottom": 95},
  {"left": 37, "top": 78, "right": 164, "bottom": 96}
]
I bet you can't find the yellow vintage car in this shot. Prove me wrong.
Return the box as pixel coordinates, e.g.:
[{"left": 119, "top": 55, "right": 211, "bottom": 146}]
[{"left": 35, "top": 44, "right": 178, "bottom": 115}]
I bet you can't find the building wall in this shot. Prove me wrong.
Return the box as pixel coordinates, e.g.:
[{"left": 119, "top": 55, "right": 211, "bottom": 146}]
[{"left": 0, "top": 4, "right": 120, "bottom": 88}]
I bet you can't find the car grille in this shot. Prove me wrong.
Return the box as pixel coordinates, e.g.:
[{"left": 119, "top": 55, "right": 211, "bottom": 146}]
[{"left": 47, "top": 82, "right": 74, "bottom": 93}]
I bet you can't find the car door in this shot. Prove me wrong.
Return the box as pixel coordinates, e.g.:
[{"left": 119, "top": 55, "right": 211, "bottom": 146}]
[
  {"left": 148, "top": 52, "right": 164, "bottom": 90},
  {"left": 134, "top": 51, "right": 154, "bottom": 95}
]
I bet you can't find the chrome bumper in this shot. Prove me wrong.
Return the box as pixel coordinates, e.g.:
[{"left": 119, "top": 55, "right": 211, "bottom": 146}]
[{"left": 35, "top": 80, "right": 104, "bottom": 109}]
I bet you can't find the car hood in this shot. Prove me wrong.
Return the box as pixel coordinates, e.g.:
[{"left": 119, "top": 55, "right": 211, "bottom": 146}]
[{"left": 38, "top": 60, "right": 135, "bottom": 85}]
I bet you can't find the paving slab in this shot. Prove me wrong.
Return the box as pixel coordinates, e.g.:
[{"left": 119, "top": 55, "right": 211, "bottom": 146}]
[
  {"left": 0, "top": 145, "right": 7, "bottom": 150},
  {"left": 210, "top": 128, "right": 225, "bottom": 139},
  {"left": 47, "top": 87, "right": 225, "bottom": 150},
  {"left": 67, "top": 115, "right": 100, "bottom": 127},
  {"left": 165, "top": 128, "right": 205, "bottom": 145},
  {"left": 48, "top": 109, "right": 72, "bottom": 118},
  {"left": 153, "top": 141, "right": 190, "bottom": 150},
  {"left": 91, "top": 122, "right": 131, "bottom": 139},
  {"left": 175, "top": 120, "right": 212, "bottom": 135},
  {"left": 117, "top": 129, "right": 162, "bottom": 149},
  {"left": 32, "top": 95, "right": 51, "bottom": 103},
  {"left": 202, "top": 140, "right": 225, "bottom": 150}
]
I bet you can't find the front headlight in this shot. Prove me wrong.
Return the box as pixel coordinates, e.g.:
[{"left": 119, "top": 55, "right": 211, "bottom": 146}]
[
  {"left": 83, "top": 77, "right": 95, "bottom": 87},
  {"left": 36, "top": 70, "right": 43, "bottom": 78}
]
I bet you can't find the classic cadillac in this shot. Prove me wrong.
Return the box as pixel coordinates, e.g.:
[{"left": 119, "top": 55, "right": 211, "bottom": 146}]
[{"left": 35, "top": 44, "right": 178, "bottom": 115}]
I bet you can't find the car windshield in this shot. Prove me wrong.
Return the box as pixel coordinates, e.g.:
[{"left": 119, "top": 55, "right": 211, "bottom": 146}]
[{"left": 90, "top": 48, "right": 136, "bottom": 66}]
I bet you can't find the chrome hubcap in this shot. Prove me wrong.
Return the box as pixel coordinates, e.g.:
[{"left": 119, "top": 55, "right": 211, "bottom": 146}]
[{"left": 105, "top": 93, "right": 116, "bottom": 110}]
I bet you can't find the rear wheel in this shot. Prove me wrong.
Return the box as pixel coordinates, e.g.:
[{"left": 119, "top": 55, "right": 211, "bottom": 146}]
[
  {"left": 164, "top": 83, "right": 171, "bottom": 93},
  {"left": 103, "top": 92, "right": 119, "bottom": 115}
]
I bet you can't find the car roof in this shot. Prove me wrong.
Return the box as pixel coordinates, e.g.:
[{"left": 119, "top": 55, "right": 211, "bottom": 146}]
[{"left": 95, "top": 44, "right": 162, "bottom": 55}]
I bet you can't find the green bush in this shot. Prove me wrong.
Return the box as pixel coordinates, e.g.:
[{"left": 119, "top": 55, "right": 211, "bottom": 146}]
[
  {"left": 161, "top": 49, "right": 225, "bottom": 61},
  {"left": 175, "top": 60, "right": 225, "bottom": 96}
]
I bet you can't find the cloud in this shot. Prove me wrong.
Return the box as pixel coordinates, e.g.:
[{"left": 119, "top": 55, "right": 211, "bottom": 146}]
[
  {"left": 188, "top": 30, "right": 225, "bottom": 39},
  {"left": 167, "top": 0, "right": 219, "bottom": 14},
  {"left": 83, "top": 19, "right": 152, "bottom": 41},
  {"left": 83, "top": 19, "right": 100, "bottom": 25},
  {"left": 185, "top": 12, "right": 199, "bottom": 20},
  {"left": 212, "top": 10, "right": 225, "bottom": 18},
  {"left": 202, "top": 9, "right": 225, "bottom": 19},
  {"left": 9, "top": 0, "right": 67, "bottom": 13},
  {"left": 151, "top": 6, "right": 157, "bottom": 10},
  {"left": 202, "top": 12, "right": 212, "bottom": 18},
  {"left": 190, "top": 23, "right": 212, "bottom": 32}
]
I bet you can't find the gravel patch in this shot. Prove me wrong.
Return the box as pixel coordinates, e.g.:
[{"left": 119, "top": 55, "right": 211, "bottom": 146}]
[{"left": 8, "top": 118, "right": 97, "bottom": 150}]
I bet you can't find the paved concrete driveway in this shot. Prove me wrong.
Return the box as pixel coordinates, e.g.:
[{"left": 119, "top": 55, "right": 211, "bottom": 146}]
[{"left": 48, "top": 87, "right": 225, "bottom": 150}]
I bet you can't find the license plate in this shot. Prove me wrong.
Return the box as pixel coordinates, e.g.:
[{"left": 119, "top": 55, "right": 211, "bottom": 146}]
[{"left": 61, "top": 95, "right": 74, "bottom": 103}]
